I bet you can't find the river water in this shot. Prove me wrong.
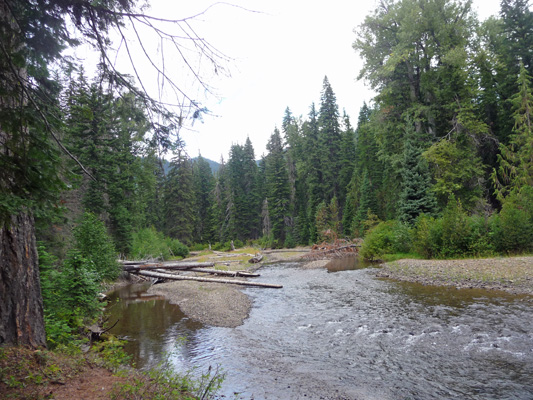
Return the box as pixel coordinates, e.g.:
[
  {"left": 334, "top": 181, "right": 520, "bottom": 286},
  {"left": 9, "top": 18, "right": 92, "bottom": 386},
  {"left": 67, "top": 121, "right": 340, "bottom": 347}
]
[{"left": 107, "top": 260, "right": 533, "bottom": 400}]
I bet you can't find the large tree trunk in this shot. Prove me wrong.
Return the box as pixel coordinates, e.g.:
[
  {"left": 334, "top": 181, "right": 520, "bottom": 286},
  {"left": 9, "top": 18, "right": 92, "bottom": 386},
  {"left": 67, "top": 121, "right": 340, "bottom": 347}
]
[
  {"left": 0, "top": 1, "right": 46, "bottom": 348},
  {"left": 0, "top": 212, "right": 47, "bottom": 348}
]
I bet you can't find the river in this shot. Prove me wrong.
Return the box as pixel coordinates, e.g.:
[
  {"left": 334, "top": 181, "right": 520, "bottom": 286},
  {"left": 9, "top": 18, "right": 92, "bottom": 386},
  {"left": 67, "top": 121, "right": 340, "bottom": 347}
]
[{"left": 106, "top": 260, "right": 533, "bottom": 399}]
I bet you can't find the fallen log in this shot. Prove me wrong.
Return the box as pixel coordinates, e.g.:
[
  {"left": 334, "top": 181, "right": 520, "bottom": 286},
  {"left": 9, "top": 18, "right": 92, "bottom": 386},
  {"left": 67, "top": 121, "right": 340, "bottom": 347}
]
[
  {"left": 188, "top": 268, "right": 260, "bottom": 277},
  {"left": 123, "top": 261, "right": 215, "bottom": 271},
  {"left": 248, "top": 253, "right": 263, "bottom": 263},
  {"left": 130, "top": 269, "right": 282, "bottom": 289},
  {"left": 152, "top": 268, "right": 259, "bottom": 278}
]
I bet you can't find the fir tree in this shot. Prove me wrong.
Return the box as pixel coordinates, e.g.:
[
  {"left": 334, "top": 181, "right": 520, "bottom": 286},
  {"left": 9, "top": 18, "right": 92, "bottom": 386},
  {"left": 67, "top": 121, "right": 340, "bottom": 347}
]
[
  {"left": 164, "top": 151, "right": 195, "bottom": 245},
  {"left": 193, "top": 155, "right": 216, "bottom": 244},
  {"left": 493, "top": 62, "right": 533, "bottom": 200},
  {"left": 265, "top": 128, "right": 291, "bottom": 245},
  {"left": 338, "top": 110, "right": 356, "bottom": 210},
  {"left": 352, "top": 169, "right": 378, "bottom": 236},
  {"left": 398, "top": 125, "right": 437, "bottom": 225},
  {"left": 318, "top": 76, "right": 341, "bottom": 201}
]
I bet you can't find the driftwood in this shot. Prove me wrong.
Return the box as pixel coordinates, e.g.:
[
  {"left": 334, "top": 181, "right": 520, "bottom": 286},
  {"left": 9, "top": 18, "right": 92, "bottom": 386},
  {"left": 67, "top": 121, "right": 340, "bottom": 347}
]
[
  {"left": 248, "top": 253, "right": 263, "bottom": 263},
  {"left": 122, "top": 261, "right": 215, "bottom": 271},
  {"left": 130, "top": 269, "right": 282, "bottom": 289},
  {"left": 303, "top": 241, "right": 360, "bottom": 260},
  {"left": 153, "top": 267, "right": 260, "bottom": 278}
]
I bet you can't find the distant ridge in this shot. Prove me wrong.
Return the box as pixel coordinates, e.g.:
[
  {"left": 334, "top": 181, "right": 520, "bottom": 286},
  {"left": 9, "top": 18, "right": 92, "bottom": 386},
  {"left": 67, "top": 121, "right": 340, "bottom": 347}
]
[
  {"left": 193, "top": 157, "right": 220, "bottom": 174},
  {"left": 161, "top": 157, "right": 221, "bottom": 175}
]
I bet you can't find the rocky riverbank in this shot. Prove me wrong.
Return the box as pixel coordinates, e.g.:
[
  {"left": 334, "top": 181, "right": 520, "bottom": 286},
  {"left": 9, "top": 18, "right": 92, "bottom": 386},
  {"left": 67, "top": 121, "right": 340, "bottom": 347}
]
[{"left": 377, "top": 256, "right": 533, "bottom": 295}]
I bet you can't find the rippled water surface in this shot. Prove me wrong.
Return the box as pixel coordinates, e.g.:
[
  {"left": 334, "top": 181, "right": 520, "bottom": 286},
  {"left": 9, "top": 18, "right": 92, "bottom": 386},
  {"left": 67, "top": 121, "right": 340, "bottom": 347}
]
[{"left": 107, "top": 261, "right": 533, "bottom": 399}]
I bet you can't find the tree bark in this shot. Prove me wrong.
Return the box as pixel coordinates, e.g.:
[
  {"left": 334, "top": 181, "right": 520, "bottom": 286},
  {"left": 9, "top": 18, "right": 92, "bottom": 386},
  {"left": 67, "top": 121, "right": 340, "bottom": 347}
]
[
  {"left": 0, "top": 212, "right": 46, "bottom": 348},
  {"left": 0, "top": 1, "right": 46, "bottom": 349}
]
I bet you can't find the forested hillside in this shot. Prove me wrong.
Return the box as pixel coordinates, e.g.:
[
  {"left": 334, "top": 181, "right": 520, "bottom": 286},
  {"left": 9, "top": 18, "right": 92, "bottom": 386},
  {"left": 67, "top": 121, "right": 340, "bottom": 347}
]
[{"left": 36, "top": 0, "right": 533, "bottom": 255}]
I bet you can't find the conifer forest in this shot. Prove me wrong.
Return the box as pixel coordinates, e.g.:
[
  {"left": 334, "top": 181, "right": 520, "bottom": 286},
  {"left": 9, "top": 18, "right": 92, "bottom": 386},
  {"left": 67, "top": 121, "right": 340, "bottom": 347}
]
[{"left": 1, "top": 0, "right": 533, "bottom": 351}]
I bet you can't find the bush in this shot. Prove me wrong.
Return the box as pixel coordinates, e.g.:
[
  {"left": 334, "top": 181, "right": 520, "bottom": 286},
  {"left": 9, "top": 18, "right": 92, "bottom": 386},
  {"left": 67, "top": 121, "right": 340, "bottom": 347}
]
[
  {"left": 467, "top": 215, "right": 494, "bottom": 256},
  {"left": 74, "top": 212, "right": 119, "bottom": 280},
  {"left": 492, "top": 199, "right": 533, "bottom": 254},
  {"left": 360, "top": 220, "right": 411, "bottom": 260},
  {"left": 412, "top": 214, "right": 441, "bottom": 258},
  {"left": 39, "top": 245, "right": 102, "bottom": 349},
  {"left": 165, "top": 237, "right": 189, "bottom": 258},
  {"left": 439, "top": 196, "right": 472, "bottom": 258},
  {"left": 130, "top": 227, "right": 189, "bottom": 260}
]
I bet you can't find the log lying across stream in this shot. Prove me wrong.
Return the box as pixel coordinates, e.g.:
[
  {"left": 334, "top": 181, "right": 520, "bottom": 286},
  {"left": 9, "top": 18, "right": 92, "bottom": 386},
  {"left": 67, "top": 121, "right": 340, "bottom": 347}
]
[
  {"left": 121, "top": 259, "right": 281, "bottom": 288},
  {"left": 132, "top": 269, "right": 283, "bottom": 289}
]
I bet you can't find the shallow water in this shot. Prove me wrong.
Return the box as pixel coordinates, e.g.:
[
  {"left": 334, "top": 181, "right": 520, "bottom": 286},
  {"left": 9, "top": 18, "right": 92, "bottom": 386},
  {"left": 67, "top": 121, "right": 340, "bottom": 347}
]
[{"left": 107, "top": 262, "right": 533, "bottom": 400}]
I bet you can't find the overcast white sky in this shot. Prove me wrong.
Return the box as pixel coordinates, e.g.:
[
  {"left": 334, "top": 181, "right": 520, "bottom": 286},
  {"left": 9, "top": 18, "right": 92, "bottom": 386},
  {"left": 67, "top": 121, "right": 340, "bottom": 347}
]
[{"left": 123, "top": 0, "right": 503, "bottom": 161}]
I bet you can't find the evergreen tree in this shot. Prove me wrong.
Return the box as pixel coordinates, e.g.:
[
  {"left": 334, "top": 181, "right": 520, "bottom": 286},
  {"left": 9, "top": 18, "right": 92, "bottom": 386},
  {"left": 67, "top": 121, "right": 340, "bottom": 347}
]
[
  {"left": 302, "top": 103, "right": 322, "bottom": 242},
  {"left": 225, "top": 139, "right": 260, "bottom": 241},
  {"left": 493, "top": 62, "right": 533, "bottom": 200},
  {"left": 398, "top": 125, "right": 437, "bottom": 224},
  {"left": 338, "top": 110, "right": 356, "bottom": 209},
  {"left": 495, "top": 0, "right": 533, "bottom": 144},
  {"left": 352, "top": 169, "right": 379, "bottom": 236},
  {"left": 164, "top": 151, "right": 195, "bottom": 245},
  {"left": 318, "top": 76, "right": 342, "bottom": 201},
  {"left": 265, "top": 128, "right": 291, "bottom": 245},
  {"left": 242, "top": 138, "right": 261, "bottom": 239},
  {"left": 193, "top": 155, "right": 216, "bottom": 244}
]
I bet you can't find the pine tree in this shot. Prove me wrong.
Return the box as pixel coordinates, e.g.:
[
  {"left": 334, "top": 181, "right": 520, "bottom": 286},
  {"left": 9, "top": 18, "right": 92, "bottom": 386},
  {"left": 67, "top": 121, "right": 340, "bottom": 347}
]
[
  {"left": 352, "top": 169, "right": 378, "bottom": 236},
  {"left": 193, "top": 155, "right": 216, "bottom": 244},
  {"left": 338, "top": 110, "right": 356, "bottom": 210},
  {"left": 164, "top": 151, "right": 195, "bottom": 245},
  {"left": 398, "top": 125, "right": 437, "bottom": 225},
  {"left": 318, "top": 76, "right": 341, "bottom": 201},
  {"left": 302, "top": 103, "right": 322, "bottom": 242},
  {"left": 242, "top": 138, "right": 261, "bottom": 239},
  {"left": 493, "top": 62, "right": 533, "bottom": 200},
  {"left": 265, "top": 128, "right": 291, "bottom": 245}
]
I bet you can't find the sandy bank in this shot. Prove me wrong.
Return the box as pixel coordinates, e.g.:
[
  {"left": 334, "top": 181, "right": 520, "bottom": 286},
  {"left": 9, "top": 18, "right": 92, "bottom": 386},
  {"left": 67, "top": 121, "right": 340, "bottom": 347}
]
[
  {"left": 377, "top": 256, "right": 533, "bottom": 295},
  {"left": 148, "top": 280, "right": 252, "bottom": 328}
]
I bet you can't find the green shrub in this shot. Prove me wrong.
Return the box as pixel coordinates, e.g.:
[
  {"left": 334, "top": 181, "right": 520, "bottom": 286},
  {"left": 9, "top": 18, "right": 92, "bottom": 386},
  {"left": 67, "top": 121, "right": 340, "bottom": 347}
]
[
  {"left": 39, "top": 245, "right": 103, "bottom": 349},
  {"left": 360, "top": 220, "right": 411, "bottom": 260},
  {"left": 492, "top": 198, "right": 533, "bottom": 254},
  {"left": 439, "top": 196, "right": 472, "bottom": 258},
  {"left": 131, "top": 227, "right": 189, "bottom": 260},
  {"left": 165, "top": 237, "right": 189, "bottom": 258},
  {"left": 467, "top": 215, "right": 495, "bottom": 256},
  {"left": 412, "top": 214, "right": 441, "bottom": 258},
  {"left": 74, "top": 212, "right": 119, "bottom": 280}
]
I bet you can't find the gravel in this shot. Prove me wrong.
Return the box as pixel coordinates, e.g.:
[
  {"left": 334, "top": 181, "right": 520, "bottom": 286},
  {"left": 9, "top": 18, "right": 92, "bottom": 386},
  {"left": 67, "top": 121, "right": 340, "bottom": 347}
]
[
  {"left": 377, "top": 256, "right": 533, "bottom": 295},
  {"left": 148, "top": 280, "right": 252, "bottom": 328}
]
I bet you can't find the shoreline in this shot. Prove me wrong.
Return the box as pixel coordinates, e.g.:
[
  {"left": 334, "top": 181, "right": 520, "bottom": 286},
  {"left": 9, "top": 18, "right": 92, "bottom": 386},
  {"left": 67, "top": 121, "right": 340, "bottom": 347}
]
[
  {"left": 147, "top": 252, "right": 533, "bottom": 328},
  {"left": 376, "top": 256, "right": 533, "bottom": 295}
]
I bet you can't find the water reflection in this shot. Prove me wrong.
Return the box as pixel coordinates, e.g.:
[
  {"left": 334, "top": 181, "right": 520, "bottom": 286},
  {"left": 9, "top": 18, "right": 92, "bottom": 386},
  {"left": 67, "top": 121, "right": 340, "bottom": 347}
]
[
  {"left": 325, "top": 254, "right": 374, "bottom": 272},
  {"left": 106, "top": 283, "right": 203, "bottom": 369}
]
